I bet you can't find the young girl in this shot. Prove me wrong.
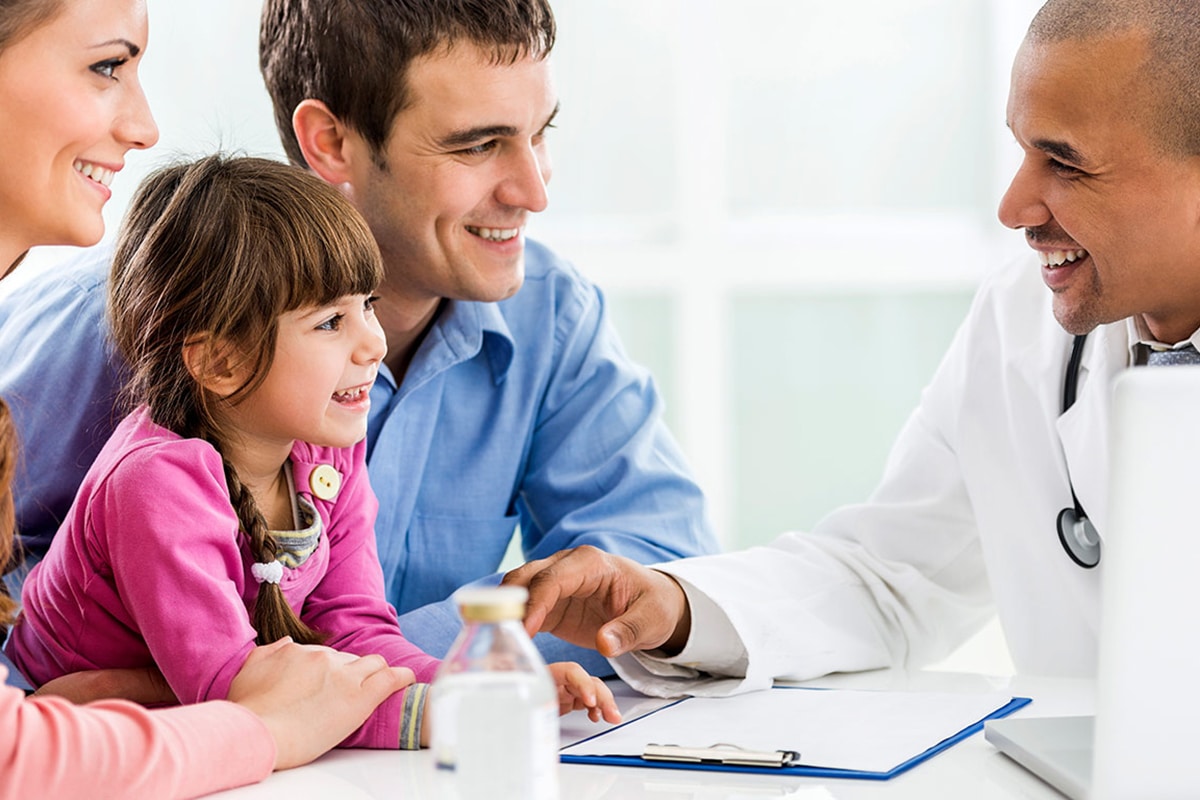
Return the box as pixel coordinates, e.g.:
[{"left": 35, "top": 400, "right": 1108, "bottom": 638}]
[{"left": 5, "top": 153, "right": 619, "bottom": 748}]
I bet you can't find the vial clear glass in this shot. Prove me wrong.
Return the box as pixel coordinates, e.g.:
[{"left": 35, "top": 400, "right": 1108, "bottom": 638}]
[{"left": 429, "top": 586, "right": 559, "bottom": 799}]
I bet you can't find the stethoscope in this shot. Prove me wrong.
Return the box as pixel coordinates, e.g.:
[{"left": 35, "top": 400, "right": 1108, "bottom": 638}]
[{"left": 1057, "top": 333, "right": 1102, "bottom": 568}]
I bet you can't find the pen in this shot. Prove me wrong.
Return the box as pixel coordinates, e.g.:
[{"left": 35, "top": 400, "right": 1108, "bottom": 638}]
[{"left": 643, "top": 743, "right": 801, "bottom": 768}]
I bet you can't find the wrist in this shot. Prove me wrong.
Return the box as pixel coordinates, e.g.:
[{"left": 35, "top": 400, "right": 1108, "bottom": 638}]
[{"left": 657, "top": 572, "right": 692, "bottom": 656}]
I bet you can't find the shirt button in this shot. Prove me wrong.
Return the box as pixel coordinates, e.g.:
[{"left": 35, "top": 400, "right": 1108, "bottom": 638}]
[{"left": 309, "top": 464, "right": 342, "bottom": 500}]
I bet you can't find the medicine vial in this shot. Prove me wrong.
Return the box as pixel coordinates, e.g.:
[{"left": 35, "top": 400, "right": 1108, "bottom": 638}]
[{"left": 430, "top": 586, "right": 559, "bottom": 799}]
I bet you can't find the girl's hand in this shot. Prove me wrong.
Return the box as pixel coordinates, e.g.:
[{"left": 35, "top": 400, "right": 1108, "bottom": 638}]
[{"left": 546, "top": 661, "right": 622, "bottom": 724}]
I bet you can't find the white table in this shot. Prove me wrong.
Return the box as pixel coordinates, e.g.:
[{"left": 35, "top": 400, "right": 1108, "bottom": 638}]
[{"left": 211, "top": 669, "right": 1094, "bottom": 799}]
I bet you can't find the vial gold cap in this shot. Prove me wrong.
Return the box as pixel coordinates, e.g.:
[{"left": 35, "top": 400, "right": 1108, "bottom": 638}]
[{"left": 453, "top": 586, "right": 528, "bottom": 622}]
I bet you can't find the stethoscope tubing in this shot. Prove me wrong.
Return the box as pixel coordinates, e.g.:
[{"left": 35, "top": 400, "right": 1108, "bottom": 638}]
[{"left": 1057, "top": 334, "right": 1101, "bottom": 568}]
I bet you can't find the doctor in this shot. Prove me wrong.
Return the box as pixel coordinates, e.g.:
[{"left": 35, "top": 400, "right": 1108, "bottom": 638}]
[{"left": 504, "top": 0, "right": 1200, "bottom": 696}]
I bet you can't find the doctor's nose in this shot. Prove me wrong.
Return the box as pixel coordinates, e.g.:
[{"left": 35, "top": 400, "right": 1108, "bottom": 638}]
[{"left": 997, "top": 158, "right": 1051, "bottom": 231}]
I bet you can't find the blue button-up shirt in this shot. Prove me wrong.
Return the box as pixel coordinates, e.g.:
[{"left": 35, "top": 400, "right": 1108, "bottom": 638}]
[{"left": 1, "top": 240, "right": 717, "bottom": 673}]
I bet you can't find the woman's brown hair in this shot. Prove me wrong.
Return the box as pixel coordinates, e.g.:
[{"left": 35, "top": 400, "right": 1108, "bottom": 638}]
[
  {"left": 0, "top": 0, "right": 61, "bottom": 51},
  {"left": 1, "top": 1, "right": 65, "bottom": 615},
  {"left": 108, "top": 154, "right": 383, "bottom": 645}
]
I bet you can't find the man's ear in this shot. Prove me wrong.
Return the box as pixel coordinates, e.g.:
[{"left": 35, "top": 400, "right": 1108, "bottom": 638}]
[
  {"left": 182, "top": 335, "right": 244, "bottom": 398},
  {"left": 293, "top": 99, "right": 358, "bottom": 186}
]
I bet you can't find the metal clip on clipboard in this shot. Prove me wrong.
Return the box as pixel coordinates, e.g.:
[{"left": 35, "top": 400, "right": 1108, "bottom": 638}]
[{"left": 643, "top": 743, "right": 801, "bottom": 768}]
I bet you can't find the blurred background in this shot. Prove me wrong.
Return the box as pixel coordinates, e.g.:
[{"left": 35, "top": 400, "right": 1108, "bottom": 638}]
[{"left": 23, "top": 0, "right": 1048, "bottom": 671}]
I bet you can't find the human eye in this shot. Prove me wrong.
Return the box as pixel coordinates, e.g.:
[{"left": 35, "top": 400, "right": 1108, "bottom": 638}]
[
  {"left": 90, "top": 57, "right": 128, "bottom": 81},
  {"left": 458, "top": 140, "right": 498, "bottom": 157},
  {"left": 538, "top": 104, "right": 560, "bottom": 140},
  {"left": 364, "top": 295, "right": 380, "bottom": 313},
  {"left": 315, "top": 313, "right": 344, "bottom": 332},
  {"left": 1047, "top": 157, "right": 1085, "bottom": 178}
]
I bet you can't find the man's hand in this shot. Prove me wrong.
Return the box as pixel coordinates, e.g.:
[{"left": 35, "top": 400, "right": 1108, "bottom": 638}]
[
  {"left": 228, "top": 638, "right": 414, "bottom": 771},
  {"left": 502, "top": 545, "right": 693, "bottom": 658},
  {"left": 33, "top": 666, "right": 178, "bottom": 706}
]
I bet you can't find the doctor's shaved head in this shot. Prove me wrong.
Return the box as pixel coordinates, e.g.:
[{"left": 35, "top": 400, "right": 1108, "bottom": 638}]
[{"left": 1028, "top": 0, "right": 1200, "bottom": 156}]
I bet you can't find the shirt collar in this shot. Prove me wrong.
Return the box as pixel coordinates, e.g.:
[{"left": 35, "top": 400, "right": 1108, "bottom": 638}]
[
  {"left": 1125, "top": 314, "right": 1200, "bottom": 365},
  {"left": 376, "top": 298, "right": 516, "bottom": 391}
]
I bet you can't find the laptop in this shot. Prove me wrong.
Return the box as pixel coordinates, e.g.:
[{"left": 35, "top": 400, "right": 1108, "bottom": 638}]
[{"left": 985, "top": 365, "right": 1200, "bottom": 799}]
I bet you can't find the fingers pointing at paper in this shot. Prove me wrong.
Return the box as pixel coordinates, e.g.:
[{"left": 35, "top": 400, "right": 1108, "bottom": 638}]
[{"left": 502, "top": 546, "right": 693, "bottom": 658}]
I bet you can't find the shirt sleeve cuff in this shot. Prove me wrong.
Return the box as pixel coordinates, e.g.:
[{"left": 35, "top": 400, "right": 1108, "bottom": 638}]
[
  {"left": 399, "top": 682, "right": 430, "bottom": 750},
  {"left": 628, "top": 571, "right": 749, "bottom": 678}
]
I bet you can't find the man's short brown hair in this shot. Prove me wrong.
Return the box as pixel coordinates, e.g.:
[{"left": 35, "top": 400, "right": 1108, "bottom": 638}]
[
  {"left": 260, "top": 0, "right": 556, "bottom": 168},
  {"left": 1029, "top": 0, "right": 1200, "bottom": 157}
]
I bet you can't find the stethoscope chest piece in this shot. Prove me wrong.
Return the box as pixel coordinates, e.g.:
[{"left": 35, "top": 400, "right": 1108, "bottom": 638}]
[{"left": 1057, "top": 506, "right": 1101, "bottom": 569}]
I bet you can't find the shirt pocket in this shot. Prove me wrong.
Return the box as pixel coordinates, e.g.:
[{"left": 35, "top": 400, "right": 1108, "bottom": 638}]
[{"left": 398, "top": 512, "right": 519, "bottom": 611}]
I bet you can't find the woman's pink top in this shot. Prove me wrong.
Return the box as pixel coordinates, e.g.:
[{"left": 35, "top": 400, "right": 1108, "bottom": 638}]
[{"left": 0, "top": 665, "right": 273, "bottom": 800}]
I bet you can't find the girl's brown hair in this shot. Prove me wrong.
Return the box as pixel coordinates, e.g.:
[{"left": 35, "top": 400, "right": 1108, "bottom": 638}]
[
  {"left": 0, "top": 399, "right": 18, "bottom": 629},
  {"left": 109, "top": 154, "right": 383, "bottom": 645}
]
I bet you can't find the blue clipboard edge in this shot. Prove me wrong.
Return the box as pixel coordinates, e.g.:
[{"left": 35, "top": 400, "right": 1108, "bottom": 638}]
[{"left": 559, "top": 688, "right": 1033, "bottom": 780}]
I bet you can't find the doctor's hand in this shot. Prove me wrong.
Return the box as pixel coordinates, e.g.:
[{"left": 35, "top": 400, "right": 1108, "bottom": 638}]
[{"left": 502, "top": 546, "right": 693, "bottom": 659}]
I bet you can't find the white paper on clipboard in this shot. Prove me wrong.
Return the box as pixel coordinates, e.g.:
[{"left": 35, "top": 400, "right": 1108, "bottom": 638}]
[{"left": 561, "top": 687, "right": 1020, "bottom": 773}]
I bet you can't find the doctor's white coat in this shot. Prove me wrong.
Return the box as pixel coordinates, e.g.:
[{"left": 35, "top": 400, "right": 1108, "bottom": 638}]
[{"left": 621, "top": 257, "right": 1127, "bottom": 696}]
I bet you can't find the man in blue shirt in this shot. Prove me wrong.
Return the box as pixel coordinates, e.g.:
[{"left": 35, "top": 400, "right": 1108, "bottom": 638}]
[{"left": 0, "top": 0, "right": 716, "bottom": 675}]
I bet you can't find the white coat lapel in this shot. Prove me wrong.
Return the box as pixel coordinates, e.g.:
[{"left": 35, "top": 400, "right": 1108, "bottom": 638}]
[{"left": 1055, "top": 323, "right": 1129, "bottom": 538}]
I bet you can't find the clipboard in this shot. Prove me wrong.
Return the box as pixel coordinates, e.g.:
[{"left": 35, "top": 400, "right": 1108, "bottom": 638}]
[{"left": 560, "top": 686, "right": 1031, "bottom": 780}]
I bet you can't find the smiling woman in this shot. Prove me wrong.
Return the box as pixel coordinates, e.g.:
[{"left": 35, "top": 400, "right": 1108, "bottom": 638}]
[{"left": 0, "top": 0, "right": 156, "bottom": 275}]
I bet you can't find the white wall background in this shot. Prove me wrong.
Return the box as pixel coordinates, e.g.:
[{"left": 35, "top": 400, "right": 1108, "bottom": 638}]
[{"left": 28, "top": 0, "right": 1050, "bottom": 673}]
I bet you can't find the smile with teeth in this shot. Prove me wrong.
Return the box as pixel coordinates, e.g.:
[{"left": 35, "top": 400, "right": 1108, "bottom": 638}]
[
  {"left": 332, "top": 385, "right": 369, "bottom": 404},
  {"left": 466, "top": 225, "right": 520, "bottom": 242},
  {"left": 74, "top": 160, "right": 115, "bottom": 188},
  {"left": 1038, "top": 249, "right": 1088, "bottom": 268}
]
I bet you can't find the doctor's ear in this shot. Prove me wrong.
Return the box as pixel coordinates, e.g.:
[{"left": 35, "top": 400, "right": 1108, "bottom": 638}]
[
  {"left": 293, "top": 99, "right": 358, "bottom": 186},
  {"left": 182, "top": 335, "right": 247, "bottom": 398}
]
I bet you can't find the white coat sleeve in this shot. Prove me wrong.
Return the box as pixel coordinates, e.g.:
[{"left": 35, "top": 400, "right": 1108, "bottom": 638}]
[{"left": 614, "top": 299, "right": 994, "bottom": 698}]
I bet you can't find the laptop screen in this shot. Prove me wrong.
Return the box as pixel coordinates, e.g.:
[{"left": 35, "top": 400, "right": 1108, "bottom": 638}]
[{"left": 988, "top": 365, "right": 1200, "bottom": 799}]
